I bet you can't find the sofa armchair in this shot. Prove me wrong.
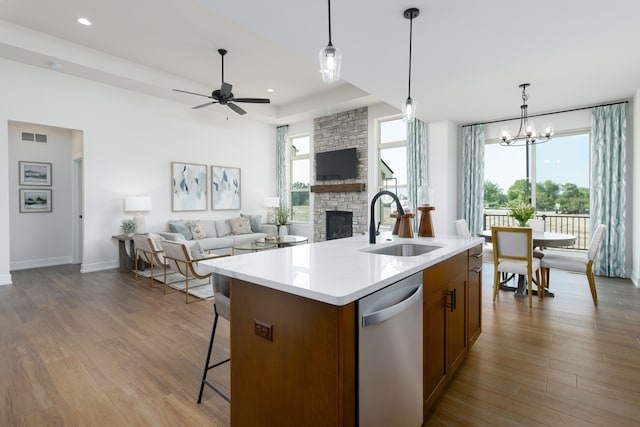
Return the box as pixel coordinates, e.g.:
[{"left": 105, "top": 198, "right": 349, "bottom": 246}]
[{"left": 157, "top": 216, "right": 277, "bottom": 256}]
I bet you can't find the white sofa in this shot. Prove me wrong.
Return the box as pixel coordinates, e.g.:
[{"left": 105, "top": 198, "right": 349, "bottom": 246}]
[{"left": 157, "top": 216, "right": 277, "bottom": 256}]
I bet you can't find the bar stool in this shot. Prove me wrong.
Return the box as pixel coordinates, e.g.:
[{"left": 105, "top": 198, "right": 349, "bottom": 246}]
[{"left": 197, "top": 273, "right": 231, "bottom": 403}]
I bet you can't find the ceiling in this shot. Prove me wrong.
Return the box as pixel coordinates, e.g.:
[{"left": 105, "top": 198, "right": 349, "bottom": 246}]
[{"left": 2, "top": 0, "right": 640, "bottom": 126}]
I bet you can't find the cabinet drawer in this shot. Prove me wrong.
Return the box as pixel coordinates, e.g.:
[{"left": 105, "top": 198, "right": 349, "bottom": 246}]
[{"left": 468, "top": 244, "right": 483, "bottom": 271}]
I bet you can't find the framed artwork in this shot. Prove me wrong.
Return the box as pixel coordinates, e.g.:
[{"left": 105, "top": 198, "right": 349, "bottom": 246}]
[
  {"left": 19, "top": 161, "right": 52, "bottom": 186},
  {"left": 212, "top": 165, "right": 241, "bottom": 210},
  {"left": 171, "top": 162, "right": 208, "bottom": 212},
  {"left": 20, "top": 189, "right": 52, "bottom": 213}
]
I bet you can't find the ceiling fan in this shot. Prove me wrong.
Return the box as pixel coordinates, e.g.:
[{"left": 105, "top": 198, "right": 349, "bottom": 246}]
[{"left": 173, "top": 48, "right": 270, "bottom": 115}]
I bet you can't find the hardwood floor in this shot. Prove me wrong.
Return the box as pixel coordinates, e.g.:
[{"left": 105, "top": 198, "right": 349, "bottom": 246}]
[{"left": 1, "top": 263, "right": 639, "bottom": 426}]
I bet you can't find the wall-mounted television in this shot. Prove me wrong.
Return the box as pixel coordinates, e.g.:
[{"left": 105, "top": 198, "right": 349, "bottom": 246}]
[{"left": 315, "top": 148, "right": 358, "bottom": 180}]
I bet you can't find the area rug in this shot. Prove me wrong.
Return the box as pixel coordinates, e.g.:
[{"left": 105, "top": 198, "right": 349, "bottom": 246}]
[{"left": 133, "top": 267, "right": 214, "bottom": 300}]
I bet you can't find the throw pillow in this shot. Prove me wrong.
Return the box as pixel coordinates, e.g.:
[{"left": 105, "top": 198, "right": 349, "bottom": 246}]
[
  {"left": 228, "top": 216, "right": 252, "bottom": 235},
  {"left": 187, "top": 220, "right": 207, "bottom": 239},
  {"left": 241, "top": 213, "right": 262, "bottom": 233},
  {"left": 168, "top": 220, "right": 192, "bottom": 240}
]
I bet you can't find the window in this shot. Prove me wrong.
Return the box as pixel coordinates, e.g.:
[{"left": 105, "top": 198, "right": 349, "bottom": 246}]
[
  {"left": 290, "top": 135, "right": 310, "bottom": 222},
  {"left": 484, "top": 133, "right": 589, "bottom": 211},
  {"left": 378, "top": 118, "right": 408, "bottom": 225}
]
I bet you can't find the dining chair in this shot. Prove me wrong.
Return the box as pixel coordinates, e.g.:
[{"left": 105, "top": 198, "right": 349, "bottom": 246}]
[
  {"left": 454, "top": 219, "right": 471, "bottom": 237},
  {"left": 133, "top": 234, "right": 167, "bottom": 288},
  {"left": 540, "top": 224, "right": 606, "bottom": 306},
  {"left": 491, "top": 226, "right": 542, "bottom": 308},
  {"left": 198, "top": 272, "right": 231, "bottom": 403},
  {"left": 161, "top": 240, "right": 228, "bottom": 304},
  {"left": 527, "top": 218, "right": 546, "bottom": 259}
]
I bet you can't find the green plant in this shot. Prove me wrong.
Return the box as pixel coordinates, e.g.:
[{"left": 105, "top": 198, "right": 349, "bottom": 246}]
[
  {"left": 121, "top": 218, "right": 137, "bottom": 234},
  {"left": 509, "top": 203, "right": 536, "bottom": 227},
  {"left": 276, "top": 207, "right": 289, "bottom": 225}
]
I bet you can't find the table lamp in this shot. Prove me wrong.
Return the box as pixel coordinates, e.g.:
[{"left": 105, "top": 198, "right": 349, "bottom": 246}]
[
  {"left": 263, "top": 197, "right": 280, "bottom": 224},
  {"left": 124, "top": 196, "right": 152, "bottom": 234}
]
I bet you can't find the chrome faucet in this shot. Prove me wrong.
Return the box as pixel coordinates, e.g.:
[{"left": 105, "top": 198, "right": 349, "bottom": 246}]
[{"left": 369, "top": 190, "right": 405, "bottom": 244}]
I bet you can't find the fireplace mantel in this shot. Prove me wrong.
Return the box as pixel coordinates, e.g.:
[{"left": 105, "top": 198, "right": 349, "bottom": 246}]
[{"left": 310, "top": 183, "right": 366, "bottom": 193}]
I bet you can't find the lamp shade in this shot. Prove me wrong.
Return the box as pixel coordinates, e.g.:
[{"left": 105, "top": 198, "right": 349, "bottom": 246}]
[
  {"left": 125, "top": 196, "right": 152, "bottom": 212},
  {"left": 263, "top": 197, "right": 280, "bottom": 208}
]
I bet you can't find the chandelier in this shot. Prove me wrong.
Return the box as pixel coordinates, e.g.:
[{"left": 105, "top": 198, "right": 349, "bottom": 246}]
[{"left": 500, "top": 83, "right": 553, "bottom": 146}]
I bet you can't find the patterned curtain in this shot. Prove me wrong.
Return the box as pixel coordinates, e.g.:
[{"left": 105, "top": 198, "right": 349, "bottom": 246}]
[
  {"left": 461, "top": 124, "right": 485, "bottom": 235},
  {"left": 591, "top": 103, "right": 626, "bottom": 277},
  {"left": 276, "top": 125, "right": 289, "bottom": 208},
  {"left": 406, "top": 119, "right": 428, "bottom": 231}
]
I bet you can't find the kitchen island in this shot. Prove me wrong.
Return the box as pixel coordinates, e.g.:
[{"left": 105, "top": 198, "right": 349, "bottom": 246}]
[{"left": 200, "top": 233, "right": 484, "bottom": 426}]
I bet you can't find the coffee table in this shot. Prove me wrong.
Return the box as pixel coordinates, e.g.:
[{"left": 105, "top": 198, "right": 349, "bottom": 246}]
[
  {"left": 256, "top": 235, "right": 308, "bottom": 248},
  {"left": 233, "top": 241, "right": 276, "bottom": 255}
]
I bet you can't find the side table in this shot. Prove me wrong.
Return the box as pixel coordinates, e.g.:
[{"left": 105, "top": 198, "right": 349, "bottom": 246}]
[{"left": 112, "top": 234, "right": 136, "bottom": 273}]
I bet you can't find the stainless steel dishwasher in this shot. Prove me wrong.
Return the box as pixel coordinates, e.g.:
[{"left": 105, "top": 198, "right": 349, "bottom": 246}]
[{"left": 358, "top": 271, "right": 423, "bottom": 426}]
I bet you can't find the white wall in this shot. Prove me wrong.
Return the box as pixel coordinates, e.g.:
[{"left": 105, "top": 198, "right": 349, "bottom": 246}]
[
  {"left": 428, "top": 121, "right": 458, "bottom": 236},
  {"left": 9, "top": 122, "right": 73, "bottom": 269},
  {"left": 633, "top": 90, "right": 640, "bottom": 286},
  {"left": 0, "top": 58, "right": 276, "bottom": 283}
]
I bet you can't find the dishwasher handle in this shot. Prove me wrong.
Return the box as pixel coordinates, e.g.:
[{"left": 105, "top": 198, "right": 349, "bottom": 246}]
[{"left": 362, "top": 284, "right": 423, "bottom": 327}]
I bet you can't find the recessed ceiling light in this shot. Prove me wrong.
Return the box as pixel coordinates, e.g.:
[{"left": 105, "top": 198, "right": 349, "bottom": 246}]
[
  {"left": 48, "top": 62, "right": 62, "bottom": 70},
  {"left": 267, "top": 88, "right": 275, "bottom": 93},
  {"left": 77, "top": 17, "right": 92, "bottom": 26}
]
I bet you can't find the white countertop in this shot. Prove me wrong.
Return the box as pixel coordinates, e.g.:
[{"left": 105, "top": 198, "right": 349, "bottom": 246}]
[{"left": 199, "top": 233, "right": 484, "bottom": 306}]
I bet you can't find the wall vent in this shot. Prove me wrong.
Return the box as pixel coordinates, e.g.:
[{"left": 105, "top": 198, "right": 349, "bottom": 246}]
[{"left": 21, "top": 132, "right": 48, "bottom": 143}]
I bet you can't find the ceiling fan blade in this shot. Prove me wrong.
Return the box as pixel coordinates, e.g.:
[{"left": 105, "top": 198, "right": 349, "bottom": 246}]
[
  {"left": 173, "top": 89, "right": 212, "bottom": 98},
  {"left": 233, "top": 98, "right": 271, "bottom": 104},
  {"left": 192, "top": 101, "right": 218, "bottom": 109},
  {"left": 227, "top": 103, "right": 247, "bottom": 115},
  {"left": 220, "top": 82, "right": 232, "bottom": 98}
]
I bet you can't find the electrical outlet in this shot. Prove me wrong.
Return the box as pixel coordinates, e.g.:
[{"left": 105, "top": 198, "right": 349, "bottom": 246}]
[{"left": 254, "top": 320, "right": 273, "bottom": 341}]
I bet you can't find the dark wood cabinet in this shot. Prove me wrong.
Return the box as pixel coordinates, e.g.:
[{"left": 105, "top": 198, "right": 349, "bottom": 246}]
[
  {"left": 230, "top": 280, "right": 356, "bottom": 427},
  {"left": 467, "top": 244, "right": 483, "bottom": 347},
  {"left": 422, "top": 251, "right": 468, "bottom": 415}
]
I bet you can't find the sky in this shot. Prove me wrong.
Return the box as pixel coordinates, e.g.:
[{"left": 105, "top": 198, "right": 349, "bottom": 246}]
[{"left": 485, "top": 133, "right": 590, "bottom": 193}]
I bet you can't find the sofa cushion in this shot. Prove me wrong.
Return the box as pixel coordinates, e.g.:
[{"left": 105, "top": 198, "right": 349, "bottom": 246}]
[
  {"left": 229, "top": 216, "right": 252, "bottom": 235},
  {"left": 187, "top": 220, "right": 207, "bottom": 239},
  {"left": 197, "top": 237, "right": 235, "bottom": 252},
  {"left": 215, "top": 219, "right": 232, "bottom": 237},
  {"left": 200, "top": 220, "right": 217, "bottom": 238},
  {"left": 168, "top": 220, "right": 192, "bottom": 240},
  {"left": 241, "top": 213, "right": 262, "bottom": 233}
]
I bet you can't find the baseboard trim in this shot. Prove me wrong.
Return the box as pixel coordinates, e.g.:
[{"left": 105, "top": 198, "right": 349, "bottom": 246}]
[
  {"left": 10, "top": 256, "right": 73, "bottom": 271},
  {"left": 80, "top": 261, "right": 118, "bottom": 273},
  {"left": 0, "top": 273, "right": 12, "bottom": 286}
]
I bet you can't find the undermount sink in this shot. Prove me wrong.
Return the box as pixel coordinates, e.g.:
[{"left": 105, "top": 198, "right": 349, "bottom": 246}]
[{"left": 364, "top": 243, "right": 442, "bottom": 257}]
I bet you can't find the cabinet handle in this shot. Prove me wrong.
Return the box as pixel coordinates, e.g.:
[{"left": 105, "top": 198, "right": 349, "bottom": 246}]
[
  {"left": 448, "top": 288, "right": 457, "bottom": 312},
  {"left": 453, "top": 288, "right": 457, "bottom": 311},
  {"left": 471, "top": 253, "right": 483, "bottom": 259},
  {"left": 471, "top": 267, "right": 483, "bottom": 273}
]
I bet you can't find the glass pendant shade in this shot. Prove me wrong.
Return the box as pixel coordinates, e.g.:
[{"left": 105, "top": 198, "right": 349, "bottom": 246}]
[
  {"left": 319, "top": 44, "right": 342, "bottom": 83},
  {"left": 402, "top": 97, "right": 416, "bottom": 122},
  {"left": 418, "top": 182, "right": 434, "bottom": 206}
]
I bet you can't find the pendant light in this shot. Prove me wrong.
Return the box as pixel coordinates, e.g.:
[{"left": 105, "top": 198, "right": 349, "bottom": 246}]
[
  {"left": 402, "top": 8, "right": 420, "bottom": 122},
  {"left": 319, "top": 0, "right": 342, "bottom": 83},
  {"left": 499, "top": 83, "right": 554, "bottom": 146}
]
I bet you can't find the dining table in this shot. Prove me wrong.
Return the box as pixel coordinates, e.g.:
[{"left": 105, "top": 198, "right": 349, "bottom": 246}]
[{"left": 478, "top": 229, "right": 577, "bottom": 298}]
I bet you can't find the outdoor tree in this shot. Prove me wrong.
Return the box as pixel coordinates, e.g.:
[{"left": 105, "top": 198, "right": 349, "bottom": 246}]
[
  {"left": 484, "top": 181, "right": 505, "bottom": 207},
  {"left": 535, "top": 180, "right": 561, "bottom": 210},
  {"left": 506, "top": 179, "right": 528, "bottom": 206}
]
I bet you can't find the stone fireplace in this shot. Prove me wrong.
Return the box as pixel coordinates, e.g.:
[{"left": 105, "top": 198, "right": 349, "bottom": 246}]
[
  {"left": 326, "top": 211, "right": 353, "bottom": 240},
  {"left": 312, "top": 107, "right": 369, "bottom": 242}
]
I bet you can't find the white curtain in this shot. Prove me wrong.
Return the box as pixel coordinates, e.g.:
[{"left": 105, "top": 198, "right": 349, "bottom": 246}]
[
  {"left": 461, "top": 124, "right": 485, "bottom": 235},
  {"left": 406, "top": 119, "right": 428, "bottom": 231},
  {"left": 276, "top": 125, "right": 289, "bottom": 208},
  {"left": 590, "top": 103, "right": 626, "bottom": 277}
]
